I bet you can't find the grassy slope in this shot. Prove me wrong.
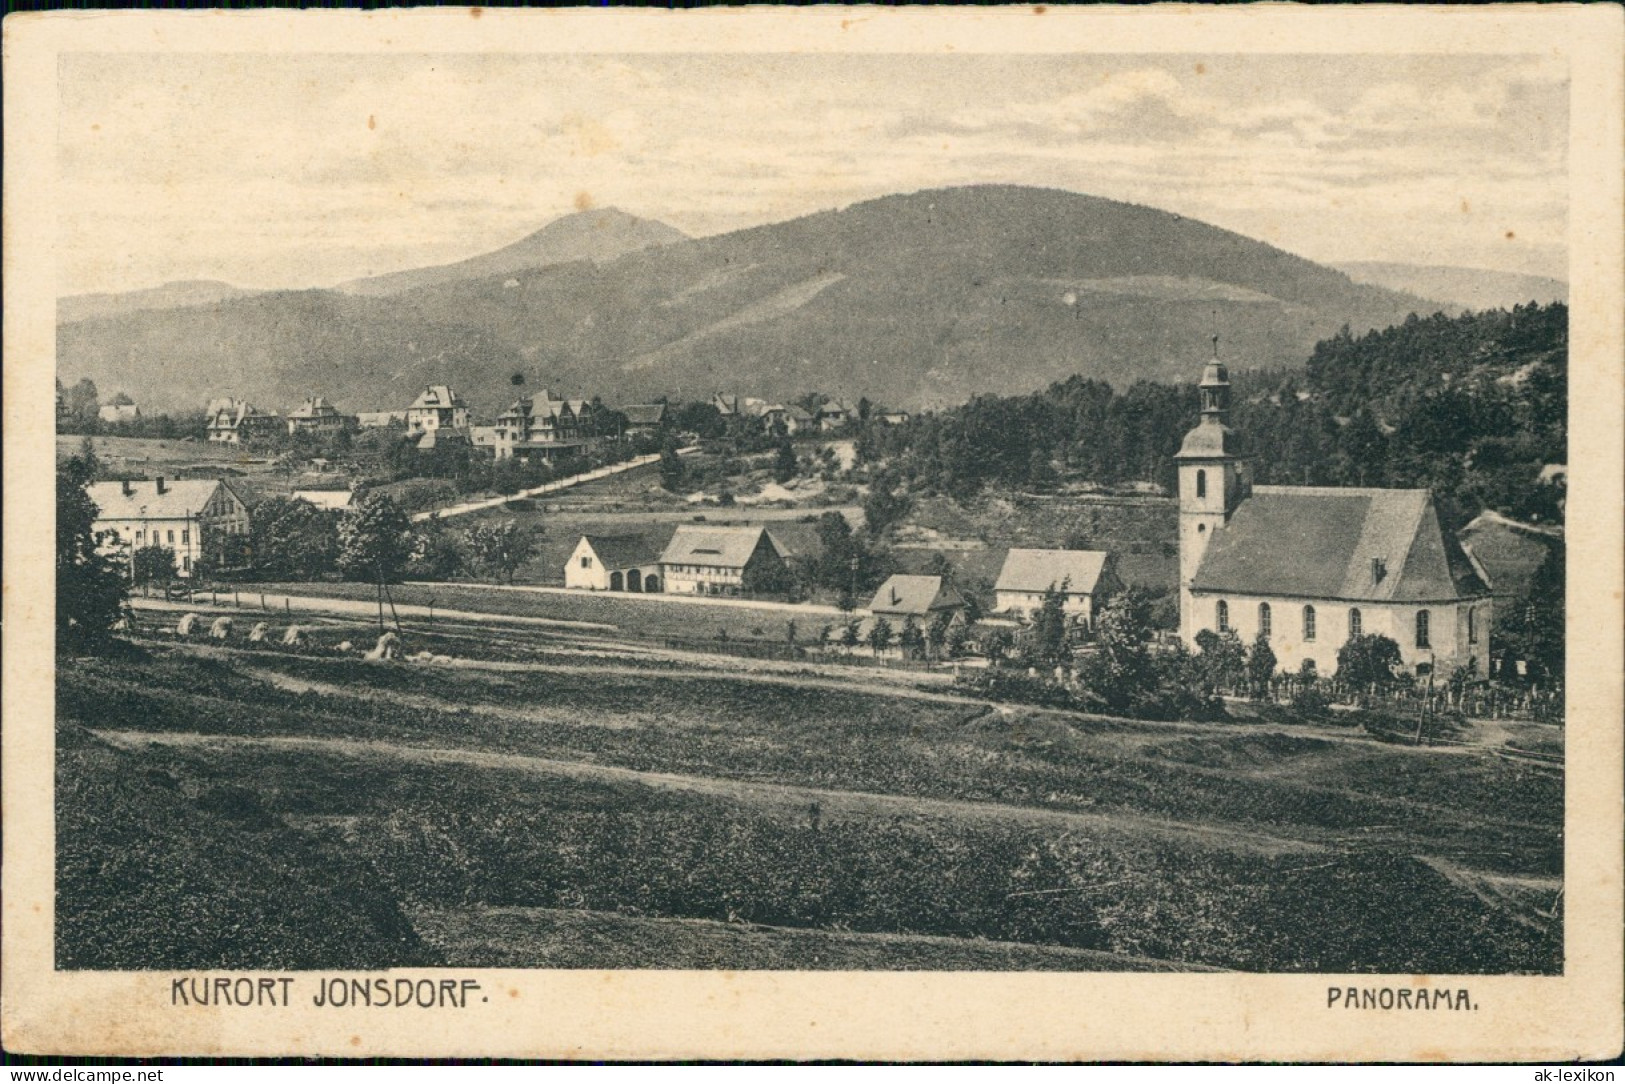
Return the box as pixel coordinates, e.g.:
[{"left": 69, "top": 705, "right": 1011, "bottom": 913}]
[
  {"left": 59, "top": 648, "right": 1562, "bottom": 973},
  {"left": 56, "top": 721, "right": 440, "bottom": 970}
]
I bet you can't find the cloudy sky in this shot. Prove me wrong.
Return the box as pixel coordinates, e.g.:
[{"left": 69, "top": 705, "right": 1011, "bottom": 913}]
[{"left": 57, "top": 51, "right": 1568, "bottom": 295}]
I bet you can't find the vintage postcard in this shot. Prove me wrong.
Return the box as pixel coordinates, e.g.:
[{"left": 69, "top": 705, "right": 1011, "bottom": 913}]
[{"left": 4, "top": 4, "right": 1622, "bottom": 1062}]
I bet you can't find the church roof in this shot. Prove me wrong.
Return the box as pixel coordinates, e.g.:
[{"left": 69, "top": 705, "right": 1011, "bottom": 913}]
[{"left": 1191, "top": 486, "right": 1492, "bottom": 603}]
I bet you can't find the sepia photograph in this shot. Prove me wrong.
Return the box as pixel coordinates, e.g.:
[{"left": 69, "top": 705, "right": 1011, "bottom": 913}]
[{"left": 4, "top": 5, "right": 1621, "bottom": 1061}]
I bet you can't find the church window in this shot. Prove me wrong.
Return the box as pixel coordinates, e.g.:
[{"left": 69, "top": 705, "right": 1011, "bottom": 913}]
[
  {"left": 1416, "top": 610, "right": 1431, "bottom": 649},
  {"left": 1468, "top": 608, "right": 1478, "bottom": 644},
  {"left": 1195, "top": 470, "right": 1207, "bottom": 499},
  {"left": 1216, "top": 600, "right": 1229, "bottom": 633},
  {"left": 1349, "top": 608, "right": 1362, "bottom": 639},
  {"left": 1303, "top": 605, "right": 1316, "bottom": 641},
  {"left": 1258, "top": 602, "right": 1272, "bottom": 639}
]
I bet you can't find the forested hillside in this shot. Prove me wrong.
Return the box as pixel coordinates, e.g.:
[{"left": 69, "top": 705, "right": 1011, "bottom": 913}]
[{"left": 866, "top": 303, "right": 1567, "bottom": 529}]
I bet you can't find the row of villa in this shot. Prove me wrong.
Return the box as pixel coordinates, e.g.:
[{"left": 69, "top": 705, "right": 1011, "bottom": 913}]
[{"left": 205, "top": 385, "right": 906, "bottom": 449}]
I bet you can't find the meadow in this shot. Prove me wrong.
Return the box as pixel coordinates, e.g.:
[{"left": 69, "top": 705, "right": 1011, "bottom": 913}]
[{"left": 57, "top": 635, "right": 1562, "bottom": 974}]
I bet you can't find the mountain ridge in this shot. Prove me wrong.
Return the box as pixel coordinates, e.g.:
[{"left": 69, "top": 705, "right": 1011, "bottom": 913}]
[
  {"left": 59, "top": 185, "right": 1447, "bottom": 413},
  {"left": 1336, "top": 261, "right": 1565, "bottom": 313},
  {"left": 334, "top": 208, "right": 688, "bottom": 297}
]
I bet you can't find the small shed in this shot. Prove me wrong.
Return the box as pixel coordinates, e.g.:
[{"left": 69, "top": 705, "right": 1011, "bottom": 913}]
[{"left": 867, "top": 574, "right": 965, "bottom": 620}]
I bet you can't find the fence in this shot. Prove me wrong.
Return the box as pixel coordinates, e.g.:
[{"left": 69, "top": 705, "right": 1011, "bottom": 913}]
[{"left": 1212, "top": 673, "right": 1564, "bottom": 725}]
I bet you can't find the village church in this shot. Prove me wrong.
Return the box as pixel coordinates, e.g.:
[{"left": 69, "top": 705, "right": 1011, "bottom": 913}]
[{"left": 1177, "top": 347, "right": 1493, "bottom": 679}]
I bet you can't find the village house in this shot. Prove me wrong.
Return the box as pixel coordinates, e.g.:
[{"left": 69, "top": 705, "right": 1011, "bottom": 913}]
[
  {"left": 87, "top": 477, "right": 251, "bottom": 578},
  {"left": 658, "top": 524, "right": 790, "bottom": 597},
  {"left": 867, "top": 574, "right": 966, "bottom": 622},
  {"left": 493, "top": 390, "right": 604, "bottom": 463},
  {"left": 405, "top": 385, "right": 469, "bottom": 435},
  {"left": 816, "top": 399, "right": 857, "bottom": 431},
  {"left": 874, "top": 407, "right": 911, "bottom": 426},
  {"left": 994, "top": 548, "right": 1119, "bottom": 624},
  {"left": 290, "top": 489, "right": 355, "bottom": 513},
  {"left": 205, "top": 399, "right": 282, "bottom": 444},
  {"left": 356, "top": 410, "right": 408, "bottom": 429},
  {"left": 284, "top": 396, "right": 356, "bottom": 437},
  {"left": 618, "top": 403, "right": 668, "bottom": 439},
  {"left": 565, "top": 534, "right": 665, "bottom": 593},
  {"left": 98, "top": 401, "right": 141, "bottom": 424},
  {"left": 1177, "top": 349, "right": 1493, "bottom": 679}
]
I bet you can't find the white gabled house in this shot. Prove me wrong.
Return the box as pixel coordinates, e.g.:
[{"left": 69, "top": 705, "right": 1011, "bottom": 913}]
[
  {"left": 994, "top": 548, "right": 1119, "bottom": 625},
  {"left": 566, "top": 534, "right": 666, "bottom": 593},
  {"left": 658, "top": 525, "right": 790, "bottom": 597},
  {"left": 87, "top": 477, "right": 251, "bottom": 578}
]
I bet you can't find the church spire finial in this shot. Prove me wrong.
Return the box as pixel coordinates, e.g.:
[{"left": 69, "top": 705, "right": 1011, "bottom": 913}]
[{"left": 1212, "top": 332, "right": 1220, "bottom": 359}]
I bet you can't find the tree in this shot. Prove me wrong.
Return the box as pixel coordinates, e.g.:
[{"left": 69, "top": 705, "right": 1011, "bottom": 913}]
[
  {"left": 772, "top": 438, "right": 798, "bottom": 484},
  {"left": 406, "top": 524, "right": 466, "bottom": 581},
  {"left": 1032, "top": 579, "right": 1071, "bottom": 662},
  {"left": 1336, "top": 633, "right": 1403, "bottom": 688},
  {"left": 64, "top": 378, "right": 100, "bottom": 421},
  {"left": 926, "top": 611, "right": 953, "bottom": 659},
  {"left": 57, "top": 453, "right": 127, "bottom": 653},
  {"left": 1246, "top": 632, "right": 1278, "bottom": 699},
  {"left": 464, "top": 519, "right": 541, "bottom": 584},
  {"left": 659, "top": 439, "right": 687, "bottom": 492},
  {"left": 251, "top": 497, "right": 340, "bottom": 580},
  {"left": 899, "top": 616, "right": 925, "bottom": 659},
  {"left": 839, "top": 619, "right": 862, "bottom": 650},
  {"left": 982, "top": 627, "right": 1015, "bottom": 663},
  {"left": 944, "top": 620, "right": 970, "bottom": 658},
  {"left": 1193, "top": 628, "right": 1247, "bottom": 693},
  {"left": 861, "top": 467, "right": 911, "bottom": 538},
  {"left": 337, "top": 492, "right": 413, "bottom": 584},
  {"left": 867, "top": 616, "right": 895, "bottom": 656},
  {"left": 923, "top": 552, "right": 955, "bottom": 581},
  {"left": 741, "top": 553, "right": 794, "bottom": 597},
  {"left": 131, "top": 544, "right": 177, "bottom": 591}
]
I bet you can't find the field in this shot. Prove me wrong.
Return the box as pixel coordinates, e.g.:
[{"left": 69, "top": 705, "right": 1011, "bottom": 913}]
[{"left": 58, "top": 616, "right": 1563, "bottom": 974}]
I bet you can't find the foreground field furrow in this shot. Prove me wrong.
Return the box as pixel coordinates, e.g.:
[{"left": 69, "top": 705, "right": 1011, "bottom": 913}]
[
  {"left": 65, "top": 651, "right": 1561, "bottom": 877},
  {"left": 59, "top": 651, "right": 1563, "bottom": 973},
  {"left": 92, "top": 728, "right": 1330, "bottom": 857},
  {"left": 407, "top": 905, "right": 1224, "bottom": 972}
]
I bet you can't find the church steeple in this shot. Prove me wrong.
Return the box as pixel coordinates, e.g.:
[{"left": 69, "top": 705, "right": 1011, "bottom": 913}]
[
  {"left": 1175, "top": 339, "right": 1251, "bottom": 642},
  {"left": 1198, "top": 334, "right": 1231, "bottom": 422}
]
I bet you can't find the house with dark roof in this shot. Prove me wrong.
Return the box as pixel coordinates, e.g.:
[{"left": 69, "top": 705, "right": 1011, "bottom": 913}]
[
  {"left": 867, "top": 575, "right": 965, "bottom": 621},
  {"left": 994, "top": 548, "right": 1119, "bottom": 624},
  {"left": 284, "top": 396, "right": 356, "bottom": 437},
  {"left": 817, "top": 399, "right": 858, "bottom": 431},
  {"left": 87, "top": 477, "right": 251, "bottom": 578},
  {"left": 658, "top": 525, "right": 790, "bottom": 597},
  {"left": 493, "top": 390, "right": 604, "bottom": 462},
  {"left": 566, "top": 534, "right": 666, "bottom": 593},
  {"left": 619, "top": 403, "right": 668, "bottom": 438},
  {"left": 406, "top": 385, "right": 469, "bottom": 435},
  {"left": 205, "top": 399, "right": 282, "bottom": 444},
  {"left": 1177, "top": 347, "right": 1492, "bottom": 678}
]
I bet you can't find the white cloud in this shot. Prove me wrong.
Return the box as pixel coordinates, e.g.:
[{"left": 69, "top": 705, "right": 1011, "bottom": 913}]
[{"left": 55, "top": 53, "right": 1569, "bottom": 292}]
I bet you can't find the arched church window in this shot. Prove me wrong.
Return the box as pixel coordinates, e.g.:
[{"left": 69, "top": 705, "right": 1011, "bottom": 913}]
[
  {"left": 1216, "top": 600, "right": 1229, "bottom": 633},
  {"left": 1195, "top": 470, "right": 1207, "bottom": 499},
  {"left": 1303, "top": 605, "right": 1316, "bottom": 641},
  {"left": 1416, "top": 610, "right": 1431, "bottom": 649},
  {"left": 1349, "top": 608, "right": 1362, "bottom": 639},
  {"left": 1467, "top": 608, "right": 1478, "bottom": 644},
  {"left": 1258, "top": 602, "right": 1271, "bottom": 639}
]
